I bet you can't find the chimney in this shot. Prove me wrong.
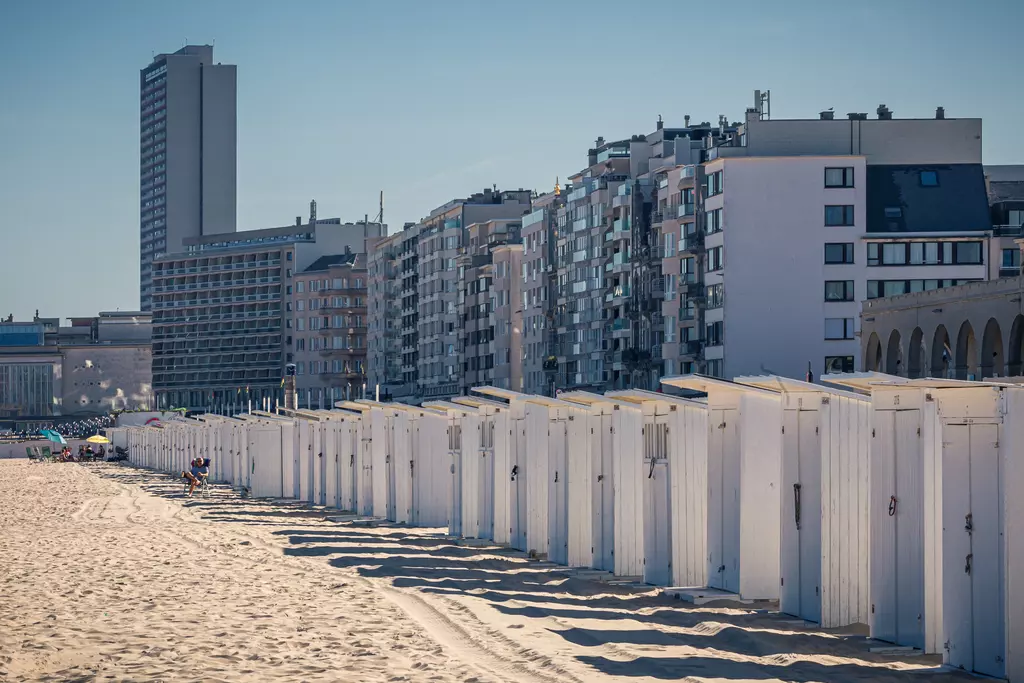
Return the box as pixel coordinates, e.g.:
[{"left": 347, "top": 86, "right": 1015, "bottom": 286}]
[
  {"left": 876, "top": 104, "right": 892, "bottom": 120},
  {"left": 656, "top": 115, "right": 663, "bottom": 131},
  {"left": 296, "top": 216, "right": 301, "bottom": 226},
  {"left": 819, "top": 110, "right": 834, "bottom": 120},
  {"left": 935, "top": 106, "right": 945, "bottom": 120},
  {"left": 684, "top": 114, "right": 691, "bottom": 127},
  {"left": 595, "top": 136, "right": 605, "bottom": 147}
]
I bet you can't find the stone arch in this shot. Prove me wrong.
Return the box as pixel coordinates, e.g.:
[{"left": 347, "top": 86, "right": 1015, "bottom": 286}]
[
  {"left": 955, "top": 320, "right": 978, "bottom": 380},
  {"left": 931, "top": 325, "right": 951, "bottom": 378},
  {"left": 981, "top": 318, "right": 1005, "bottom": 378},
  {"left": 908, "top": 327, "right": 926, "bottom": 379},
  {"left": 885, "top": 329, "right": 904, "bottom": 376},
  {"left": 1009, "top": 314, "right": 1024, "bottom": 377},
  {"left": 864, "top": 332, "right": 883, "bottom": 372}
]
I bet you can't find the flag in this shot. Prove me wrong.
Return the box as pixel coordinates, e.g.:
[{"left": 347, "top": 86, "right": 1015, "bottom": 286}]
[{"left": 280, "top": 378, "right": 286, "bottom": 388}]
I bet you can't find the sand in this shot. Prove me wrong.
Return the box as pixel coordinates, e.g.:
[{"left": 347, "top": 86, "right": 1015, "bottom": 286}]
[{"left": 0, "top": 460, "right": 977, "bottom": 682}]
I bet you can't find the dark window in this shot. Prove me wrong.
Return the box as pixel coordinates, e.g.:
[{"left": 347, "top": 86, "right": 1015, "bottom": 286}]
[
  {"left": 1002, "top": 248, "right": 1021, "bottom": 269},
  {"left": 825, "top": 243, "right": 855, "bottom": 264},
  {"left": 825, "top": 205, "right": 855, "bottom": 226},
  {"left": 707, "top": 246, "right": 724, "bottom": 272},
  {"left": 920, "top": 170, "right": 939, "bottom": 187},
  {"left": 705, "top": 321, "right": 724, "bottom": 346},
  {"left": 954, "top": 241, "right": 983, "bottom": 265},
  {"left": 824, "top": 280, "right": 854, "bottom": 301},
  {"left": 286, "top": 252, "right": 293, "bottom": 261},
  {"left": 884, "top": 207, "right": 903, "bottom": 219},
  {"left": 825, "top": 318, "right": 855, "bottom": 340},
  {"left": 824, "top": 167, "right": 854, "bottom": 188},
  {"left": 706, "top": 170, "right": 723, "bottom": 197},
  {"left": 706, "top": 208, "right": 723, "bottom": 234},
  {"left": 825, "top": 356, "right": 855, "bottom": 374}
]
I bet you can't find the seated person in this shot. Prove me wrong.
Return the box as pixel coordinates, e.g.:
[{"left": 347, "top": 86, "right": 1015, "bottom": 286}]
[
  {"left": 181, "top": 458, "right": 201, "bottom": 485},
  {"left": 186, "top": 458, "right": 210, "bottom": 497}
]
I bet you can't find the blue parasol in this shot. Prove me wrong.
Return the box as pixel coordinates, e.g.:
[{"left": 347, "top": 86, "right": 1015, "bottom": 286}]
[{"left": 39, "top": 429, "right": 67, "bottom": 445}]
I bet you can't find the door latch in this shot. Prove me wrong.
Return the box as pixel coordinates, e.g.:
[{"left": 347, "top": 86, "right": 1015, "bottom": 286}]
[
  {"left": 965, "top": 553, "right": 973, "bottom": 575},
  {"left": 510, "top": 464, "right": 518, "bottom": 481},
  {"left": 888, "top": 495, "right": 897, "bottom": 517},
  {"left": 965, "top": 513, "right": 973, "bottom": 534}
]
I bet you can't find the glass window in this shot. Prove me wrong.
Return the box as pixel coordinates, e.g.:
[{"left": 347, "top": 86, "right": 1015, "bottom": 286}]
[
  {"left": 882, "top": 243, "right": 906, "bottom": 265},
  {"left": 867, "top": 243, "right": 880, "bottom": 266},
  {"left": 883, "top": 280, "right": 908, "bottom": 297},
  {"left": 1002, "top": 248, "right": 1021, "bottom": 269},
  {"left": 296, "top": 281, "right": 305, "bottom": 293},
  {"left": 824, "top": 167, "right": 854, "bottom": 188},
  {"left": 909, "top": 242, "right": 924, "bottom": 265},
  {"left": 825, "top": 356, "right": 855, "bottom": 374},
  {"left": 920, "top": 170, "right": 939, "bottom": 187},
  {"left": 825, "top": 205, "right": 855, "bottom": 226},
  {"left": 824, "top": 318, "right": 855, "bottom": 340},
  {"left": 824, "top": 280, "right": 854, "bottom": 301},
  {"left": 884, "top": 207, "right": 903, "bottom": 219},
  {"left": 707, "top": 208, "right": 723, "bottom": 234},
  {"left": 925, "top": 242, "right": 939, "bottom": 264},
  {"left": 707, "top": 246, "right": 724, "bottom": 271},
  {"left": 825, "top": 243, "right": 854, "bottom": 264},
  {"left": 954, "top": 241, "right": 982, "bottom": 265}
]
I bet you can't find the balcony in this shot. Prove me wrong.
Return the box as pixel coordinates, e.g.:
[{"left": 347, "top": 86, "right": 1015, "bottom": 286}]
[
  {"left": 682, "top": 232, "right": 705, "bottom": 252},
  {"left": 677, "top": 203, "right": 695, "bottom": 218}
]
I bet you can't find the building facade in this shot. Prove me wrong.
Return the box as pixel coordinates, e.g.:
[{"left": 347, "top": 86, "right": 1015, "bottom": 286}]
[
  {"left": 291, "top": 252, "right": 368, "bottom": 407},
  {"left": 416, "top": 189, "right": 531, "bottom": 399},
  {"left": 0, "top": 312, "right": 153, "bottom": 430},
  {"left": 521, "top": 190, "right": 563, "bottom": 395},
  {"left": 456, "top": 219, "right": 523, "bottom": 392},
  {"left": 151, "top": 210, "right": 383, "bottom": 411},
  {"left": 140, "top": 45, "right": 237, "bottom": 311}
]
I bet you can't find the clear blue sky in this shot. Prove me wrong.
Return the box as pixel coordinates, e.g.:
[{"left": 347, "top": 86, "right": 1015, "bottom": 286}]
[{"left": 1, "top": 0, "right": 1021, "bottom": 321}]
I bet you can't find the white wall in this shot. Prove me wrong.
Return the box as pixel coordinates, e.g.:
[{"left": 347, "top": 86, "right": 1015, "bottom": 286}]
[
  {"left": 717, "top": 156, "right": 866, "bottom": 379},
  {"left": 62, "top": 346, "right": 153, "bottom": 414}
]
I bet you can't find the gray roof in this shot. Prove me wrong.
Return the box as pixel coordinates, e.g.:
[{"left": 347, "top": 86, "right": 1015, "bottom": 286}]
[
  {"left": 303, "top": 252, "right": 364, "bottom": 273},
  {"left": 866, "top": 164, "right": 991, "bottom": 233}
]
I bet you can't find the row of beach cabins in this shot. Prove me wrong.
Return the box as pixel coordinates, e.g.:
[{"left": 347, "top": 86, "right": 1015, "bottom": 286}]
[{"left": 107, "top": 373, "right": 1024, "bottom": 681}]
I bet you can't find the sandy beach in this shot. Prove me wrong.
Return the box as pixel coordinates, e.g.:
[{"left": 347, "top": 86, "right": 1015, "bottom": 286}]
[{"left": 0, "top": 460, "right": 978, "bottom": 682}]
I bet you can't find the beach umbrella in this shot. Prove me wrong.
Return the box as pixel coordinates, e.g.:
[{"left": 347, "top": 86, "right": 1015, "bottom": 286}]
[
  {"left": 86, "top": 435, "right": 111, "bottom": 444},
  {"left": 40, "top": 429, "right": 67, "bottom": 445}
]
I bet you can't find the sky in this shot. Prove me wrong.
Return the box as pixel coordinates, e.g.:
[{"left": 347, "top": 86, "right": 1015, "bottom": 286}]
[{"left": 1, "top": 0, "right": 1022, "bottom": 321}]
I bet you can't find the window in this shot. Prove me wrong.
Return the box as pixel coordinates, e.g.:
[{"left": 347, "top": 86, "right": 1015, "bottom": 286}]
[
  {"left": 706, "top": 170, "right": 723, "bottom": 197},
  {"left": 884, "top": 207, "right": 903, "bottom": 219},
  {"left": 919, "top": 170, "right": 939, "bottom": 187},
  {"left": 705, "top": 283, "right": 724, "bottom": 308},
  {"left": 706, "top": 359, "right": 724, "bottom": 378},
  {"left": 664, "top": 316, "right": 676, "bottom": 343},
  {"left": 1002, "top": 248, "right": 1021, "bottom": 270},
  {"left": 296, "top": 300, "right": 305, "bottom": 311},
  {"left": 825, "top": 243, "right": 854, "bottom": 264},
  {"left": 824, "top": 280, "right": 854, "bottom": 301},
  {"left": 825, "top": 205, "right": 855, "bottom": 226},
  {"left": 286, "top": 252, "right": 293, "bottom": 261},
  {"left": 824, "top": 167, "right": 854, "bottom": 188},
  {"left": 706, "top": 208, "right": 723, "bottom": 234},
  {"left": 706, "top": 321, "right": 724, "bottom": 346},
  {"left": 954, "top": 241, "right": 983, "bottom": 265},
  {"left": 707, "top": 246, "right": 724, "bottom": 271},
  {"left": 825, "top": 356, "right": 855, "bottom": 374},
  {"left": 296, "top": 281, "right": 305, "bottom": 293},
  {"left": 825, "top": 318, "right": 855, "bottom": 340},
  {"left": 1010, "top": 210, "right": 1024, "bottom": 227}
]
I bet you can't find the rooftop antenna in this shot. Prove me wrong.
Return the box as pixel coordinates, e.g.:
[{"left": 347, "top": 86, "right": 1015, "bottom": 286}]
[
  {"left": 373, "top": 191, "right": 384, "bottom": 224},
  {"left": 309, "top": 199, "right": 317, "bottom": 225}
]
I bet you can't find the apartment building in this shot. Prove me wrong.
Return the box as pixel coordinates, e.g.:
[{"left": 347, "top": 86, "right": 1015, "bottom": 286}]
[
  {"left": 151, "top": 209, "right": 383, "bottom": 412},
  {"left": 291, "top": 252, "right": 368, "bottom": 407},
  {"left": 366, "top": 232, "right": 401, "bottom": 399},
  {"left": 457, "top": 219, "right": 523, "bottom": 392},
  {"left": 416, "top": 189, "right": 532, "bottom": 399},
  {"left": 140, "top": 45, "right": 236, "bottom": 311},
  {"left": 986, "top": 165, "right": 1024, "bottom": 276},
  {"left": 521, "top": 190, "right": 564, "bottom": 395},
  {"left": 1, "top": 312, "right": 153, "bottom": 430},
  {"left": 675, "top": 93, "right": 993, "bottom": 379}
]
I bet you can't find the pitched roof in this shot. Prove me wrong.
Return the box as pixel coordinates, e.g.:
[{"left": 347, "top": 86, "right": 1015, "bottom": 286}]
[{"left": 866, "top": 164, "right": 991, "bottom": 233}]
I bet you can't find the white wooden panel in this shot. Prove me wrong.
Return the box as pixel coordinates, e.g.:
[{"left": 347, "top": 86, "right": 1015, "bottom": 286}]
[
  {"left": 942, "top": 423, "right": 972, "bottom": 670},
  {"left": 509, "top": 417, "right": 527, "bottom": 551},
  {"left": 448, "top": 417, "right": 463, "bottom": 536},
  {"left": 298, "top": 420, "right": 312, "bottom": 502},
  {"left": 612, "top": 406, "right": 644, "bottom": 577},
  {"left": 337, "top": 420, "right": 357, "bottom": 512},
  {"left": 738, "top": 392, "right": 782, "bottom": 600},
  {"left": 280, "top": 421, "right": 296, "bottom": 499},
  {"left": 461, "top": 413, "right": 482, "bottom": 539},
  {"left": 479, "top": 415, "right": 496, "bottom": 540},
  {"left": 923, "top": 399, "right": 943, "bottom": 654},
  {"left": 970, "top": 423, "right": 1003, "bottom": 678},
  {"left": 415, "top": 414, "right": 451, "bottom": 528},
  {"left": 895, "top": 408, "right": 924, "bottom": 650},
  {"left": 566, "top": 410, "right": 593, "bottom": 568},
  {"left": 386, "top": 417, "right": 397, "bottom": 521},
  {"left": 799, "top": 409, "right": 821, "bottom": 624},
  {"left": 370, "top": 409, "right": 389, "bottom": 518},
  {"left": 671, "top": 403, "right": 707, "bottom": 588},
  {"left": 780, "top": 409, "right": 801, "bottom": 617},
  {"left": 1003, "top": 388, "right": 1024, "bottom": 683},
  {"left": 391, "top": 412, "right": 412, "bottom": 524},
  {"left": 642, "top": 412, "right": 671, "bottom": 586},
  {"left": 356, "top": 417, "right": 374, "bottom": 516},
  {"left": 525, "top": 406, "right": 549, "bottom": 557},
  {"left": 492, "top": 411, "right": 511, "bottom": 545},
  {"left": 548, "top": 418, "right": 569, "bottom": 566},
  {"left": 596, "top": 412, "right": 615, "bottom": 573},
  {"left": 324, "top": 422, "right": 339, "bottom": 508},
  {"left": 871, "top": 409, "right": 898, "bottom": 643}
]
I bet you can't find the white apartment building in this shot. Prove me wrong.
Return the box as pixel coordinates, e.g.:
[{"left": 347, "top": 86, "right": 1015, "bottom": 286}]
[
  {"left": 686, "top": 155, "right": 991, "bottom": 380},
  {"left": 140, "top": 45, "right": 237, "bottom": 311}
]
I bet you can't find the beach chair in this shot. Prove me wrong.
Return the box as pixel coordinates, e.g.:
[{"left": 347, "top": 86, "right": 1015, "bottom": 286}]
[
  {"left": 40, "top": 446, "right": 54, "bottom": 462},
  {"left": 26, "top": 446, "right": 39, "bottom": 462}
]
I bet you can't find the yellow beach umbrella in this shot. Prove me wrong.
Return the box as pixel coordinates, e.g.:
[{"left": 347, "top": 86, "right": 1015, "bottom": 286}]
[{"left": 86, "top": 435, "right": 111, "bottom": 444}]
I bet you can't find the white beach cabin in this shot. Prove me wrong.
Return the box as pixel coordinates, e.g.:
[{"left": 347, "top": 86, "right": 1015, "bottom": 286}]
[
  {"left": 736, "top": 375, "right": 870, "bottom": 627},
  {"left": 660, "top": 375, "right": 783, "bottom": 600},
  {"left": 606, "top": 389, "right": 710, "bottom": 588},
  {"left": 465, "top": 389, "right": 530, "bottom": 550},
  {"left": 389, "top": 405, "right": 451, "bottom": 527},
  {"left": 336, "top": 401, "right": 378, "bottom": 517}
]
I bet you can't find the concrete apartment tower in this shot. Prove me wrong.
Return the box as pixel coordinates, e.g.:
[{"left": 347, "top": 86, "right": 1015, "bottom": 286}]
[{"left": 140, "top": 45, "right": 237, "bottom": 311}]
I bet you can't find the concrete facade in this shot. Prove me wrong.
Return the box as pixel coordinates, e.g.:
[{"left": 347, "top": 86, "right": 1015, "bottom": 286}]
[
  {"left": 0, "top": 312, "right": 153, "bottom": 428},
  {"left": 520, "top": 191, "right": 562, "bottom": 395},
  {"left": 291, "top": 252, "right": 368, "bottom": 407},
  {"left": 140, "top": 45, "right": 237, "bottom": 311},
  {"left": 861, "top": 274, "right": 1024, "bottom": 379},
  {"left": 151, "top": 212, "right": 383, "bottom": 411}
]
